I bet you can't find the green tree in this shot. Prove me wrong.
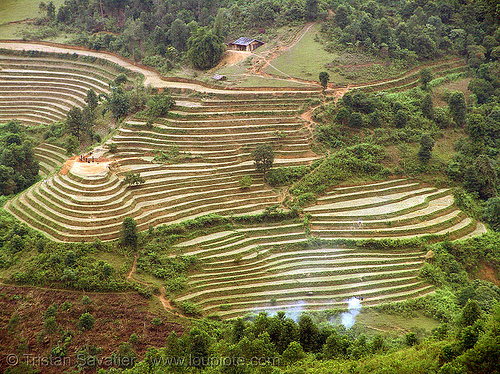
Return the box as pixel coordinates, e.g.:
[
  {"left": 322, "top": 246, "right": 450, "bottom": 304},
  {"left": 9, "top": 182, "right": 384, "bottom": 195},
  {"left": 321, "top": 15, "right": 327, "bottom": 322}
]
[
  {"left": 349, "top": 112, "right": 364, "bottom": 128},
  {"left": 67, "top": 106, "right": 84, "bottom": 138},
  {"left": 298, "top": 315, "right": 319, "bottom": 352},
  {"left": 187, "top": 27, "right": 226, "bottom": 70},
  {"left": 46, "top": 1, "right": 56, "bottom": 20},
  {"left": 319, "top": 71, "right": 329, "bottom": 89},
  {"left": 323, "top": 330, "right": 350, "bottom": 359},
  {"left": 305, "top": 0, "right": 319, "bottom": 20},
  {"left": 109, "top": 92, "right": 130, "bottom": 119},
  {"left": 484, "top": 197, "right": 500, "bottom": 231},
  {"left": 122, "top": 217, "right": 138, "bottom": 247},
  {"left": 114, "top": 74, "right": 128, "bottom": 86},
  {"left": 466, "top": 113, "right": 486, "bottom": 144},
  {"left": 282, "top": 341, "right": 305, "bottom": 365},
  {"left": 147, "top": 92, "right": 175, "bottom": 118},
  {"left": 252, "top": 144, "right": 274, "bottom": 175},
  {"left": 124, "top": 172, "right": 145, "bottom": 186},
  {"left": 0, "top": 165, "right": 16, "bottom": 195},
  {"left": 65, "top": 135, "right": 79, "bottom": 155},
  {"left": 79, "top": 312, "right": 95, "bottom": 331},
  {"left": 418, "top": 134, "right": 435, "bottom": 164},
  {"left": 468, "top": 78, "right": 495, "bottom": 105},
  {"left": 419, "top": 67, "right": 433, "bottom": 90},
  {"left": 335, "top": 5, "right": 351, "bottom": 29},
  {"left": 449, "top": 91, "right": 466, "bottom": 126},
  {"left": 459, "top": 299, "right": 482, "bottom": 327},
  {"left": 421, "top": 94, "right": 434, "bottom": 119},
  {"left": 473, "top": 155, "right": 498, "bottom": 200},
  {"left": 187, "top": 328, "right": 212, "bottom": 368},
  {"left": 461, "top": 304, "right": 500, "bottom": 373},
  {"left": 394, "top": 109, "right": 408, "bottom": 128},
  {"left": 232, "top": 318, "right": 245, "bottom": 343},
  {"left": 168, "top": 18, "right": 190, "bottom": 51},
  {"left": 85, "top": 89, "right": 99, "bottom": 112}
]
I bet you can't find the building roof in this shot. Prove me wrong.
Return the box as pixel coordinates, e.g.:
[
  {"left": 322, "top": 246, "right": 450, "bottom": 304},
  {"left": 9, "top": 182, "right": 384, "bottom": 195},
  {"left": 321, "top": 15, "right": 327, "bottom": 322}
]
[
  {"left": 230, "top": 37, "right": 264, "bottom": 46},
  {"left": 212, "top": 74, "right": 227, "bottom": 81}
]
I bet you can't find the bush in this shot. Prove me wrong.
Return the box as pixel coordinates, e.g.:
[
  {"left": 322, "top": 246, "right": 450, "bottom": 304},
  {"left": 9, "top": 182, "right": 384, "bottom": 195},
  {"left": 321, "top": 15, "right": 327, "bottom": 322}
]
[
  {"left": 124, "top": 172, "right": 145, "bottom": 186},
  {"left": 178, "top": 301, "right": 202, "bottom": 317},
  {"left": 147, "top": 92, "right": 175, "bottom": 118},
  {"left": 79, "top": 312, "right": 95, "bottom": 331},
  {"left": 266, "top": 166, "right": 310, "bottom": 187},
  {"left": 290, "top": 143, "right": 388, "bottom": 198},
  {"left": 238, "top": 175, "right": 252, "bottom": 189}
]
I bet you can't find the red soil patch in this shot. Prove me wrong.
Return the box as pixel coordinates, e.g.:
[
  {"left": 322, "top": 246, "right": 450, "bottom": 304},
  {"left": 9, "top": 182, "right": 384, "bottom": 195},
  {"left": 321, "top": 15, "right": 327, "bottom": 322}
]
[
  {"left": 477, "top": 263, "right": 500, "bottom": 286},
  {"left": 59, "top": 156, "right": 77, "bottom": 175},
  {"left": 217, "top": 50, "right": 251, "bottom": 67},
  {"left": 0, "top": 285, "right": 182, "bottom": 373},
  {"left": 60, "top": 156, "right": 115, "bottom": 176}
]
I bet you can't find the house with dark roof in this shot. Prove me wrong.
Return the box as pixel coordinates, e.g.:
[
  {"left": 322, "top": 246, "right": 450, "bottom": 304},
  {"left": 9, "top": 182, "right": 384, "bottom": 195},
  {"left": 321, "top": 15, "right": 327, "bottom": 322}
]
[{"left": 227, "top": 37, "right": 265, "bottom": 52}]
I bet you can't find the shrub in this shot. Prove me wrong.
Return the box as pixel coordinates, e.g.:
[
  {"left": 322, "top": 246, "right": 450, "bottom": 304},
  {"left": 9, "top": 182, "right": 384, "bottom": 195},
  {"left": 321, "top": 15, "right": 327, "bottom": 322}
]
[
  {"left": 179, "top": 301, "right": 202, "bottom": 317},
  {"left": 290, "top": 143, "right": 388, "bottom": 198},
  {"left": 238, "top": 175, "right": 252, "bottom": 189},
  {"left": 147, "top": 92, "right": 175, "bottom": 118},
  {"left": 124, "top": 172, "right": 145, "bottom": 186},
  {"left": 266, "top": 166, "right": 310, "bottom": 187},
  {"left": 79, "top": 312, "right": 95, "bottom": 331},
  {"left": 81, "top": 295, "right": 92, "bottom": 305}
]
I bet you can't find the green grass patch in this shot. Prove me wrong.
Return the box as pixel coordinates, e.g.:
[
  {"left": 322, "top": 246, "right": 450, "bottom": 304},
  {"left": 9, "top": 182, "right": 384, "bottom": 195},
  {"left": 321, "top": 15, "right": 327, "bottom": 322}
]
[
  {"left": 0, "top": 0, "right": 65, "bottom": 25},
  {"left": 265, "top": 23, "right": 336, "bottom": 81}
]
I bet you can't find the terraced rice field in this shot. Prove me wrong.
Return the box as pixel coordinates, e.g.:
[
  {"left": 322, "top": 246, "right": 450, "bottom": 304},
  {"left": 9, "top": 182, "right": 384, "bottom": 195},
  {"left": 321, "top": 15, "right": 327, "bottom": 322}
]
[
  {"left": 34, "top": 143, "right": 67, "bottom": 177},
  {"left": 0, "top": 46, "right": 486, "bottom": 318},
  {"left": 5, "top": 89, "right": 321, "bottom": 241},
  {"left": 305, "top": 179, "right": 486, "bottom": 240},
  {"left": 171, "top": 178, "right": 485, "bottom": 318},
  {"left": 0, "top": 53, "right": 132, "bottom": 125}
]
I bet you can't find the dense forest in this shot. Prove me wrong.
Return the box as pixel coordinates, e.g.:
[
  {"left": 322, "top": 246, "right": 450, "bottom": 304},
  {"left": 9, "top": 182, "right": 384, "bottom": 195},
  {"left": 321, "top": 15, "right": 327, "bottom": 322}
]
[{"left": 33, "top": 0, "right": 499, "bottom": 72}]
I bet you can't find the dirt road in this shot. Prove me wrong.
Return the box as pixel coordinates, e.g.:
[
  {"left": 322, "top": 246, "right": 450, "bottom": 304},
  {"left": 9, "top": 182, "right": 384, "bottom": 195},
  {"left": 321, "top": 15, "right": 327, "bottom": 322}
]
[{"left": 0, "top": 41, "right": 326, "bottom": 94}]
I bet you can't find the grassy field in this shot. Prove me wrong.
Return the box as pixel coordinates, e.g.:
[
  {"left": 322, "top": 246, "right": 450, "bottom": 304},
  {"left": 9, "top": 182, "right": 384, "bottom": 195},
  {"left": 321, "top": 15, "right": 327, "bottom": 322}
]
[
  {"left": 357, "top": 309, "right": 440, "bottom": 334},
  {"left": 264, "top": 23, "right": 423, "bottom": 86},
  {"left": 432, "top": 77, "right": 472, "bottom": 107},
  {"left": 0, "top": 0, "right": 65, "bottom": 24},
  {"left": 0, "top": 23, "right": 21, "bottom": 39},
  {"left": 265, "top": 23, "right": 336, "bottom": 81}
]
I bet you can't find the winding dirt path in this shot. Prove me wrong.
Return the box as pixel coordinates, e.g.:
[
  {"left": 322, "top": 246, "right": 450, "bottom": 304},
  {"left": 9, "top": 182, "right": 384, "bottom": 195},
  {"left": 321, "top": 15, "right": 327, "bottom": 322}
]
[
  {"left": 127, "top": 254, "right": 138, "bottom": 280},
  {"left": 126, "top": 254, "right": 179, "bottom": 313},
  {"left": 0, "top": 41, "right": 324, "bottom": 94}
]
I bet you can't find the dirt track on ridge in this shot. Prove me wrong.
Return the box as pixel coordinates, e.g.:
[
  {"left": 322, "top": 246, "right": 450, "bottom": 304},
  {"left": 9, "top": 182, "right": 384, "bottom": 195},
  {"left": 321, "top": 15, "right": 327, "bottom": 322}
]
[{"left": 0, "top": 41, "right": 327, "bottom": 94}]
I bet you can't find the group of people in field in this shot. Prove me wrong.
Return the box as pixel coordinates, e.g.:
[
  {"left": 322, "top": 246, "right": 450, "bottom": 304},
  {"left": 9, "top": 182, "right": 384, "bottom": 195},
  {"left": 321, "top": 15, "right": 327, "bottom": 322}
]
[{"left": 79, "top": 152, "right": 95, "bottom": 163}]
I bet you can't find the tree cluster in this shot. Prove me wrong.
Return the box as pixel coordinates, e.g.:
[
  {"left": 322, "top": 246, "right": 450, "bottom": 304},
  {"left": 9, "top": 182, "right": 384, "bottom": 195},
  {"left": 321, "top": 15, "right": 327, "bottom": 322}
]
[
  {"left": 322, "top": 0, "right": 498, "bottom": 62},
  {"left": 0, "top": 121, "right": 39, "bottom": 196}
]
